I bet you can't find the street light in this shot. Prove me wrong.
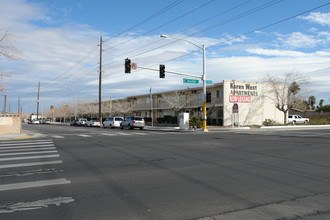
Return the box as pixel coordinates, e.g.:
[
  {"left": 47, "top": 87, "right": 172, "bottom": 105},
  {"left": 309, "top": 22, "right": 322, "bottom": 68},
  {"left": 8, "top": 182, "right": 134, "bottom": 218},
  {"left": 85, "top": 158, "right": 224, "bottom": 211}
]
[{"left": 160, "top": 35, "right": 208, "bottom": 131}]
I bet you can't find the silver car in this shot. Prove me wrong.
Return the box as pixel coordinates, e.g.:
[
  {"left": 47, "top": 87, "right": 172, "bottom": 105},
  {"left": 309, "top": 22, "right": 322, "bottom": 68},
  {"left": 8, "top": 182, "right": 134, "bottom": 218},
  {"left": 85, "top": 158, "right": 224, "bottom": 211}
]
[
  {"left": 103, "top": 117, "right": 123, "bottom": 128},
  {"left": 120, "top": 116, "right": 145, "bottom": 130}
]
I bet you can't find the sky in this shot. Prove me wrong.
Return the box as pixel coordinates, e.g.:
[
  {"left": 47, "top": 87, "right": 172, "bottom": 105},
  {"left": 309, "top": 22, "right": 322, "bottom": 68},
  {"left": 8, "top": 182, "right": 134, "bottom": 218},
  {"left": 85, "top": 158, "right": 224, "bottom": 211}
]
[{"left": 1, "top": 0, "right": 330, "bottom": 113}]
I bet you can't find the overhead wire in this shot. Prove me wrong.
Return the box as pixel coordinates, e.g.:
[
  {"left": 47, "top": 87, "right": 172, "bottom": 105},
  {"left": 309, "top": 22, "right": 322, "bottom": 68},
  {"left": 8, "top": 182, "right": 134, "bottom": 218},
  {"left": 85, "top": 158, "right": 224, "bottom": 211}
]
[{"left": 103, "top": 0, "right": 185, "bottom": 43}]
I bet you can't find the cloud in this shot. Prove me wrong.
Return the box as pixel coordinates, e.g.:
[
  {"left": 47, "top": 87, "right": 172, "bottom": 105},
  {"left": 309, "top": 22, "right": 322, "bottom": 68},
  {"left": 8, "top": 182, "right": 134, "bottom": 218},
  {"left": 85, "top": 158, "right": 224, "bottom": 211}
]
[
  {"left": 276, "top": 32, "right": 321, "bottom": 49},
  {"left": 299, "top": 12, "right": 330, "bottom": 27}
]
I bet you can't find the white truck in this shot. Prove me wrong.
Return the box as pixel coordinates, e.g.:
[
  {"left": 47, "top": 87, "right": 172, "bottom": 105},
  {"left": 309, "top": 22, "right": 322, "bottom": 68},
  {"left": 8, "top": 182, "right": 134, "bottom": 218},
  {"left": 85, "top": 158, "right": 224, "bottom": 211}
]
[{"left": 288, "top": 115, "right": 309, "bottom": 124}]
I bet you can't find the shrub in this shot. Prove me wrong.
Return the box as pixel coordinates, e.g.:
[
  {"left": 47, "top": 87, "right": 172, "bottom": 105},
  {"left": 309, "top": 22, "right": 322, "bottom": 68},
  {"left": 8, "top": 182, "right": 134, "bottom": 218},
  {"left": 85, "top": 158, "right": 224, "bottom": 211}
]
[
  {"left": 262, "top": 119, "right": 278, "bottom": 126},
  {"left": 189, "top": 116, "right": 202, "bottom": 128}
]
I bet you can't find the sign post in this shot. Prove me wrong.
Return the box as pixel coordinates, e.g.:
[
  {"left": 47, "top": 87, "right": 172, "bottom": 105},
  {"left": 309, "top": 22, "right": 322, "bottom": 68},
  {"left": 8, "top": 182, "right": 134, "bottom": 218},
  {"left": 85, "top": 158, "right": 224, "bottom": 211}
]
[{"left": 232, "top": 103, "right": 239, "bottom": 127}]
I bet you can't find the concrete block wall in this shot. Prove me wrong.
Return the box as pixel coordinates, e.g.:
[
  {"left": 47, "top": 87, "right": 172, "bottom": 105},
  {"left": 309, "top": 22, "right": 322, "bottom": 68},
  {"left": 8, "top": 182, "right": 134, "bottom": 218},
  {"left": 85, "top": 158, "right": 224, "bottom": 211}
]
[{"left": 0, "top": 115, "right": 22, "bottom": 134}]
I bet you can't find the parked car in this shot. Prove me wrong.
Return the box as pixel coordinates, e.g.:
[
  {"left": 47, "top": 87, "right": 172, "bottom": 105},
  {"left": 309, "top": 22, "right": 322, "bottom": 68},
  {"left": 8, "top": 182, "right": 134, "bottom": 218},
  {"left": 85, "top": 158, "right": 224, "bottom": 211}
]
[
  {"left": 120, "top": 116, "right": 145, "bottom": 130},
  {"left": 70, "top": 120, "right": 78, "bottom": 126},
  {"left": 288, "top": 115, "right": 309, "bottom": 124},
  {"left": 31, "top": 119, "right": 40, "bottom": 124},
  {"left": 86, "top": 120, "right": 101, "bottom": 127},
  {"left": 39, "top": 119, "right": 51, "bottom": 124},
  {"left": 77, "top": 118, "right": 88, "bottom": 126},
  {"left": 103, "top": 117, "right": 124, "bottom": 128}
]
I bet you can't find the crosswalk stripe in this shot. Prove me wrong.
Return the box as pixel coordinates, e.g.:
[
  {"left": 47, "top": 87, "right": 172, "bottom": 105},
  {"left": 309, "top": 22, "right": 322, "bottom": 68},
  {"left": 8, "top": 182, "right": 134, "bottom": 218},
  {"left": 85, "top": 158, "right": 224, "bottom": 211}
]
[
  {"left": 0, "top": 178, "right": 71, "bottom": 192},
  {"left": 0, "top": 144, "right": 55, "bottom": 150},
  {"left": 0, "top": 139, "right": 53, "bottom": 144},
  {"left": 0, "top": 150, "right": 58, "bottom": 157},
  {"left": 0, "top": 142, "right": 53, "bottom": 147},
  {"left": 0, "top": 154, "right": 59, "bottom": 162},
  {"left": 0, "top": 147, "right": 56, "bottom": 153},
  {"left": 0, "top": 160, "right": 63, "bottom": 169}
]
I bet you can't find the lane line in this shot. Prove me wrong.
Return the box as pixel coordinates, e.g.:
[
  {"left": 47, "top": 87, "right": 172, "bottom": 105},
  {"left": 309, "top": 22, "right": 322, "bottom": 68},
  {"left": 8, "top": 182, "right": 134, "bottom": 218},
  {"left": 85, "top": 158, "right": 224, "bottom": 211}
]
[
  {"left": 77, "top": 134, "right": 91, "bottom": 137},
  {"left": 0, "top": 154, "right": 59, "bottom": 162},
  {"left": 51, "top": 135, "right": 64, "bottom": 138},
  {"left": 99, "top": 133, "right": 116, "bottom": 136},
  {"left": 0, "top": 160, "right": 63, "bottom": 169},
  {"left": 117, "top": 132, "right": 132, "bottom": 136},
  {"left": 0, "top": 150, "right": 58, "bottom": 157},
  {"left": 131, "top": 132, "right": 149, "bottom": 136},
  {"left": 0, "top": 178, "right": 71, "bottom": 192}
]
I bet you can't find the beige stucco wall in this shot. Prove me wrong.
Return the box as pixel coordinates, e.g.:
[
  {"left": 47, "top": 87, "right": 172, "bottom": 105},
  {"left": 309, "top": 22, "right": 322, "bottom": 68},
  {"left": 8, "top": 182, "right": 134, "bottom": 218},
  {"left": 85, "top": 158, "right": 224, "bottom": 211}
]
[
  {"left": 223, "top": 80, "right": 285, "bottom": 126},
  {"left": 0, "top": 115, "right": 22, "bottom": 134}
]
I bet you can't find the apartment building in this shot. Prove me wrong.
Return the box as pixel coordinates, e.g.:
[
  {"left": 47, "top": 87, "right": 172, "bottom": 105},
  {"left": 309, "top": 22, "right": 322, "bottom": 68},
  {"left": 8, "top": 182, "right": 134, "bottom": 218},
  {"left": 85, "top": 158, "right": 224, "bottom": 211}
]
[{"left": 112, "top": 80, "right": 284, "bottom": 126}]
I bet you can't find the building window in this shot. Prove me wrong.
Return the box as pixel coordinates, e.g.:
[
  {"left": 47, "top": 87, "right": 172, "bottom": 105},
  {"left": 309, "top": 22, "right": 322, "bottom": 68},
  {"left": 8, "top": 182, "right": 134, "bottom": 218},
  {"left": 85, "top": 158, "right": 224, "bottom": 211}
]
[
  {"left": 198, "top": 92, "right": 203, "bottom": 100},
  {"left": 216, "top": 90, "right": 223, "bottom": 98}
]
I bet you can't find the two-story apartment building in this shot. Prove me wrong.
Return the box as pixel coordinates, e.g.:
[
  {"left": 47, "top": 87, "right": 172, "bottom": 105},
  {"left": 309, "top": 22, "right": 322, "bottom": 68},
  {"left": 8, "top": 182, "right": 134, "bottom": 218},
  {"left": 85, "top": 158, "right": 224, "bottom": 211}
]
[{"left": 108, "top": 80, "right": 285, "bottom": 126}]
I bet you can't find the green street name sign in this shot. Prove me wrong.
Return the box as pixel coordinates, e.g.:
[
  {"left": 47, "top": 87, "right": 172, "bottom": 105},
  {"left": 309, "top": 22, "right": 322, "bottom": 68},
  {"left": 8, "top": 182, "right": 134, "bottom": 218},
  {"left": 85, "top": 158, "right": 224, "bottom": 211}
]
[
  {"left": 206, "top": 80, "right": 213, "bottom": 84},
  {"left": 183, "top": 78, "right": 199, "bottom": 84}
]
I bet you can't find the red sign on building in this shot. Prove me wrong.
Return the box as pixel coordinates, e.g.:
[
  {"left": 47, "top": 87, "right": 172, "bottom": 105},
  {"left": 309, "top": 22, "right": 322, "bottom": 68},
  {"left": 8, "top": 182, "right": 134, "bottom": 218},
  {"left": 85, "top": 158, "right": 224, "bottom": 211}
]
[{"left": 229, "top": 95, "right": 252, "bottom": 103}]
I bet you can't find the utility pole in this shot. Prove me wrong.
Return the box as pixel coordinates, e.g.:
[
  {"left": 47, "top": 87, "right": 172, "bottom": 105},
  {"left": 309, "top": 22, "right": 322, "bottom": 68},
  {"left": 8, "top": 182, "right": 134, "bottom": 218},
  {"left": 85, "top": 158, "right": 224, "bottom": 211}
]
[
  {"left": 3, "top": 95, "right": 6, "bottom": 114},
  {"left": 18, "top": 96, "right": 20, "bottom": 115},
  {"left": 36, "top": 81, "right": 40, "bottom": 120},
  {"left": 98, "top": 35, "right": 103, "bottom": 127}
]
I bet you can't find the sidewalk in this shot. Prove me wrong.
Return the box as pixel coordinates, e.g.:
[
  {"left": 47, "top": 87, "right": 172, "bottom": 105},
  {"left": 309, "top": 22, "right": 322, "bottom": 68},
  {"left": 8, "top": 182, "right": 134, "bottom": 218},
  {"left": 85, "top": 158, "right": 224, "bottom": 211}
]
[{"left": 0, "top": 129, "right": 45, "bottom": 140}]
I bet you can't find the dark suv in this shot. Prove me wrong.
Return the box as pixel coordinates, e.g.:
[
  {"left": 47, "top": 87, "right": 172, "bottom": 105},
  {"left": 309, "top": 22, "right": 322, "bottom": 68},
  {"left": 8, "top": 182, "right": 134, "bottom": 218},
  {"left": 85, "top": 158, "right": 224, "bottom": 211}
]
[{"left": 120, "top": 116, "right": 145, "bottom": 130}]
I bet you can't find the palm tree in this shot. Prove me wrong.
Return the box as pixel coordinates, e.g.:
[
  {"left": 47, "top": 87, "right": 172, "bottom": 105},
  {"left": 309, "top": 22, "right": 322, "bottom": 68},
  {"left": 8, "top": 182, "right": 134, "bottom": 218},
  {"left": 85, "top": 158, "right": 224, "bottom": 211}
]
[
  {"left": 308, "top": 96, "right": 316, "bottom": 110},
  {"left": 289, "top": 81, "right": 301, "bottom": 104}
]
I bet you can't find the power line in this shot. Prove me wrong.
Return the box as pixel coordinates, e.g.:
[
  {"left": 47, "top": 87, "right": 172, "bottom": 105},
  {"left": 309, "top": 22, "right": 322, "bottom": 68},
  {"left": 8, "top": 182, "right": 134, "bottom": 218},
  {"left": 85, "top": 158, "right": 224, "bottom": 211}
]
[{"left": 103, "top": 0, "right": 185, "bottom": 43}]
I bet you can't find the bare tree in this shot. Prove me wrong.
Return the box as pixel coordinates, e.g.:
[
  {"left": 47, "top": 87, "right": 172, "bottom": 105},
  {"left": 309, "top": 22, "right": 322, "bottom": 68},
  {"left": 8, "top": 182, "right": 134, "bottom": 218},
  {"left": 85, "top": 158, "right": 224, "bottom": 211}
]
[
  {"left": 113, "top": 99, "right": 135, "bottom": 117},
  {"left": 263, "top": 72, "right": 308, "bottom": 124},
  {"left": 161, "top": 91, "right": 191, "bottom": 115},
  {"left": 0, "top": 29, "right": 19, "bottom": 92}
]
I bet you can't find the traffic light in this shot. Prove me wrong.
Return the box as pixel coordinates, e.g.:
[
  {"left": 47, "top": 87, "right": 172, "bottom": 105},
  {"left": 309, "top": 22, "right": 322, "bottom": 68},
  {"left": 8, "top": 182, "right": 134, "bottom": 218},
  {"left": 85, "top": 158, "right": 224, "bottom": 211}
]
[
  {"left": 125, "top": 58, "right": 131, "bottom": 73},
  {"left": 206, "top": 91, "right": 211, "bottom": 103},
  {"left": 159, "top": 64, "right": 165, "bottom": 78}
]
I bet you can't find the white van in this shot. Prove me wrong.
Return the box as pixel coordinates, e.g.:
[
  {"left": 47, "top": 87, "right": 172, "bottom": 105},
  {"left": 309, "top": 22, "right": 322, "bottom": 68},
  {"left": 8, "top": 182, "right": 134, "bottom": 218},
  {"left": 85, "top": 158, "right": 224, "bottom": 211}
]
[{"left": 103, "top": 117, "right": 124, "bottom": 128}]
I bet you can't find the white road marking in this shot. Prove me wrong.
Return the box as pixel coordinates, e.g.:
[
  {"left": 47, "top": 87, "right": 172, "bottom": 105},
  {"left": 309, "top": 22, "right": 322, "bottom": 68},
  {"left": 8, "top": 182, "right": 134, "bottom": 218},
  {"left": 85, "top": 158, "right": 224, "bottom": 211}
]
[
  {"left": 0, "top": 178, "right": 71, "bottom": 192},
  {"left": 117, "top": 132, "right": 132, "bottom": 136},
  {"left": 0, "top": 150, "right": 57, "bottom": 157},
  {"left": 51, "top": 135, "right": 64, "bottom": 138},
  {"left": 0, "top": 147, "right": 56, "bottom": 153},
  {"left": 77, "top": 134, "right": 91, "bottom": 137},
  {"left": 0, "top": 197, "right": 75, "bottom": 213},
  {"left": 0, "top": 168, "right": 63, "bottom": 178},
  {"left": 0, "top": 154, "right": 59, "bottom": 162},
  {"left": 99, "top": 133, "right": 116, "bottom": 136},
  {"left": 0, "top": 144, "right": 54, "bottom": 150},
  {"left": 0, "top": 142, "right": 53, "bottom": 147},
  {"left": 0, "top": 160, "right": 63, "bottom": 169},
  {"left": 0, "top": 139, "right": 53, "bottom": 144},
  {"left": 131, "top": 132, "right": 148, "bottom": 135}
]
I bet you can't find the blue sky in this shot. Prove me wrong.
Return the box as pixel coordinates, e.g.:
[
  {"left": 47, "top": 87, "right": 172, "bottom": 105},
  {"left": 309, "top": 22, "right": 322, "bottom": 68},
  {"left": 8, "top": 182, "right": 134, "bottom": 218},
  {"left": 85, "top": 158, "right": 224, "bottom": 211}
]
[{"left": 1, "top": 0, "right": 330, "bottom": 113}]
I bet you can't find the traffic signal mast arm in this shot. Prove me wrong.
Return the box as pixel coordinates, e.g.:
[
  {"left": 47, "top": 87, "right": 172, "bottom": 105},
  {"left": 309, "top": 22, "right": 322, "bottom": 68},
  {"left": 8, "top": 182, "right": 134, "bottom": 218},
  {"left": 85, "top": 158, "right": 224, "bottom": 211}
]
[{"left": 137, "top": 66, "right": 202, "bottom": 79}]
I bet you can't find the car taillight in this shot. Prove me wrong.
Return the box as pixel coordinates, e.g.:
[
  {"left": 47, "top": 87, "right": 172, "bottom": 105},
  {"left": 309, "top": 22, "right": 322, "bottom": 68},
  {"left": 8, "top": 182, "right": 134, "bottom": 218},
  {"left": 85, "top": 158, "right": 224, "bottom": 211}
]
[{"left": 132, "top": 120, "right": 136, "bottom": 123}]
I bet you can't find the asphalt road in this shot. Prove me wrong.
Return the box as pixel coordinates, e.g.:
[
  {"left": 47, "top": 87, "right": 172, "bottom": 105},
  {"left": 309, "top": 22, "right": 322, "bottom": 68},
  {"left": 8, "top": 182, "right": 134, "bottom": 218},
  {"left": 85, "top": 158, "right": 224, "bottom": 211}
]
[{"left": 0, "top": 125, "right": 330, "bottom": 220}]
